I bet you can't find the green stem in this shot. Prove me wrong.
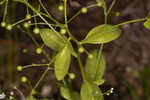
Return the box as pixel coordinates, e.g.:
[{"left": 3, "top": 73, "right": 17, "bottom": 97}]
[
  {"left": 64, "top": 0, "right": 79, "bottom": 45},
  {"left": 114, "top": 17, "right": 147, "bottom": 27},
  {"left": 38, "top": 0, "right": 60, "bottom": 25},
  {"left": 22, "top": 63, "right": 49, "bottom": 69},
  {"left": 20, "top": 0, "right": 65, "bottom": 41},
  {"left": 103, "top": 2, "right": 107, "bottom": 24},
  {"left": 77, "top": 52, "right": 86, "bottom": 81},
  {"left": 67, "top": 10, "right": 81, "bottom": 23},
  {"left": 107, "top": 0, "right": 116, "bottom": 15},
  {"left": 31, "top": 55, "right": 56, "bottom": 95},
  {"left": 3, "top": 0, "right": 8, "bottom": 21}
]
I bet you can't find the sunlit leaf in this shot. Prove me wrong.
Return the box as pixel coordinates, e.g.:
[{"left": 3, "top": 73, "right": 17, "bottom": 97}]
[
  {"left": 54, "top": 44, "right": 71, "bottom": 80},
  {"left": 60, "top": 85, "right": 80, "bottom": 100},
  {"left": 144, "top": 18, "right": 150, "bottom": 29},
  {"left": 71, "top": 91, "right": 81, "bottom": 100},
  {"left": 40, "top": 28, "right": 77, "bottom": 57},
  {"left": 60, "top": 85, "right": 71, "bottom": 100},
  {"left": 26, "top": 96, "right": 37, "bottom": 100},
  {"left": 85, "top": 49, "right": 106, "bottom": 85},
  {"left": 81, "top": 24, "right": 121, "bottom": 44},
  {"left": 81, "top": 81, "right": 103, "bottom": 100}
]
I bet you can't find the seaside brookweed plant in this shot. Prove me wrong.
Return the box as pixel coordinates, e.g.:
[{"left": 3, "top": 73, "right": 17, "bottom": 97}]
[{"left": 0, "top": 0, "right": 150, "bottom": 100}]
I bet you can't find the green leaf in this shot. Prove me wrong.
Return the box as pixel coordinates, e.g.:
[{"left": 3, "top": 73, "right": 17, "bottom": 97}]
[
  {"left": 144, "top": 18, "right": 150, "bottom": 29},
  {"left": 60, "top": 85, "right": 80, "bottom": 100},
  {"left": 26, "top": 96, "right": 37, "bottom": 100},
  {"left": 40, "top": 28, "right": 77, "bottom": 57},
  {"left": 54, "top": 44, "right": 71, "bottom": 80},
  {"left": 81, "top": 81, "right": 104, "bottom": 100},
  {"left": 85, "top": 49, "right": 106, "bottom": 85},
  {"left": 71, "top": 91, "right": 81, "bottom": 100},
  {"left": 81, "top": 24, "right": 121, "bottom": 44},
  {"left": 60, "top": 85, "right": 71, "bottom": 100},
  {"left": 40, "top": 28, "right": 65, "bottom": 51}
]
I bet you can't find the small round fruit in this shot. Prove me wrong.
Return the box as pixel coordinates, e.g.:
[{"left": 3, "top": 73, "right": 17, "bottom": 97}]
[
  {"left": 33, "top": 27, "right": 40, "bottom": 34},
  {"left": 36, "top": 48, "right": 42, "bottom": 54},
  {"left": 1, "top": 22, "right": 6, "bottom": 27},
  {"left": 81, "top": 7, "right": 88, "bottom": 14},
  {"left": 17, "top": 65, "right": 23, "bottom": 71},
  {"left": 58, "top": 5, "right": 64, "bottom": 11},
  {"left": 6, "top": 24, "right": 12, "bottom": 30},
  {"left": 97, "top": 2, "right": 103, "bottom": 7},
  {"left": 69, "top": 73, "right": 75, "bottom": 79},
  {"left": 21, "top": 76, "right": 27, "bottom": 83},
  {"left": 60, "top": 28, "right": 66, "bottom": 34},
  {"left": 25, "top": 14, "right": 31, "bottom": 20},
  {"left": 78, "top": 47, "right": 84, "bottom": 53},
  {"left": 24, "top": 22, "right": 30, "bottom": 28}
]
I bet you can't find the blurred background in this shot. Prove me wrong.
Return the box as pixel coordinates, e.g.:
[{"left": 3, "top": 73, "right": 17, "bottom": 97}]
[{"left": 0, "top": 0, "right": 150, "bottom": 100}]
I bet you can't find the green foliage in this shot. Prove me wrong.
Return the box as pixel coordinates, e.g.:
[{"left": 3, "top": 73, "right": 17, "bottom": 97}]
[
  {"left": 81, "top": 24, "right": 121, "bottom": 44},
  {"left": 85, "top": 49, "right": 106, "bottom": 85},
  {"left": 40, "top": 28, "right": 77, "bottom": 57},
  {"left": 81, "top": 81, "right": 104, "bottom": 100},
  {"left": 0, "top": 0, "right": 148, "bottom": 100},
  {"left": 54, "top": 44, "right": 71, "bottom": 80},
  {"left": 144, "top": 18, "right": 150, "bottom": 29}
]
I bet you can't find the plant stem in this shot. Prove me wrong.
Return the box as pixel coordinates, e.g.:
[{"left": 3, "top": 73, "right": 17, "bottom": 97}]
[
  {"left": 31, "top": 55, "right": 56, "bottom": 95},
  {"left": 38, "top": 0, "right": 60, "bottom": 25},
  {"left": 107, "top": 0, "right": 116, "bottom": 15},
  {"left": 64, "top": 0, "right": 79, "bottom": 45},
  {"left": 114, "top": 17, "right": 147, "bottom": 27},
  {"left": 77, "top": 52, "right": 86, "bottom": 81}
]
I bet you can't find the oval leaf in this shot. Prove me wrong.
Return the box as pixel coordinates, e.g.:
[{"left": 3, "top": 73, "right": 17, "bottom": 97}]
[
  {"left": 54, "top": 44, "right": 71, "bottom": 80},
  {"left": 81, "top": 24, "right": 121, "bottom": 44},
  {"left": 40, "top": 28, "right": 65, "bottom": 51},
  {"left": 40, "top": 28, "right": 77, "bottom": 57},
  {"left": 60, "top": 86, "right": 71, "bottom": 100},
  {"left": 81, "top": 81, "right": 103, "bottom": 100},
  {"left": 144, "top": 18, "right": 150, "bottom": 29},
  {"left": 85, "top": 49, "right": 106, "bottom": 85}
]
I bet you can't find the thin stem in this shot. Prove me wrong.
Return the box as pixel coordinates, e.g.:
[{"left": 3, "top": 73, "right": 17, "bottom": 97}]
[
  {"left": 32, "top": 67, "right": 50, "bottom": 92},
  {"left": 31, "top": 55, "right": 56, "bottom": 94},
  {"left": 11, "top": 15, "right": 38, "bottom": 26},
  {"left": 38, "top": 0, "right": 60, "bottom": 25},
  {"left": 21, "top": 1, "right": 65, "bottom": 42},
  {"left": 22, "top": 63, "right": 49, "bottom": 69},
  {"left": 2, "top": 0, "right": 8, "bottom": 21},
  {"left": 107, "top": 0, "right": 116, "bottom": 15},
  {"left": 64, "top": 0, "right": 79, "bottom": 45},
  {"left": 114, "top": 17, "right": 147, "bottom": 28},
  {"left": 103, "top": 2, "right": 107, "bottom": 24},
  {"left": 77, "top": 52, "right": 86, "bottom": 81},
  {"left": 0, "top": 0, "right": 6, "bottom": 5},
  {"left": 68, "top": 10, "right": 81, "bottom": 23}
]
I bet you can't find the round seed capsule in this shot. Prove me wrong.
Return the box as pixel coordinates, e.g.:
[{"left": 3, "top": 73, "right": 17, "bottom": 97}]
[
  {"left": 78, "top": 47, "right": 84, "bottom": 53},
  {"left": 6, "top": 24, "right": 12, "bottom": 30},
  {"left": 58, "top": 5, "right": 64, "bottom": 11},
  {"left": 36, "top": 48, "right": 42, "bottom": 54},
  {"left": 97, "top": 2, "right": 103, "bottom": 7},
  {"left": 81, "top": 7, "right": 88, "bottom": 14},
  {"left": 1, "top": 22, "right": 6, "bottom": 27},
  {"left": 33, "top": 27, "right": 40, "bottom": 34},
  {"left": 25, "top": 14, "right": 31, "bottom": 20},
  {"left": 24, "top": 22, "right": 30, "bottom": 28},
  {"left": 60, "top": 28, "right": 66, "bottom": 34},
  {"left": 17, "top": 65, "right": 23, "bottom": 71},
  {"left": 21, "top": 76, "right": 27, "bottom": 83},
  {"left": 69, "top": 73, "right": 75, "bottom": 79}
]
